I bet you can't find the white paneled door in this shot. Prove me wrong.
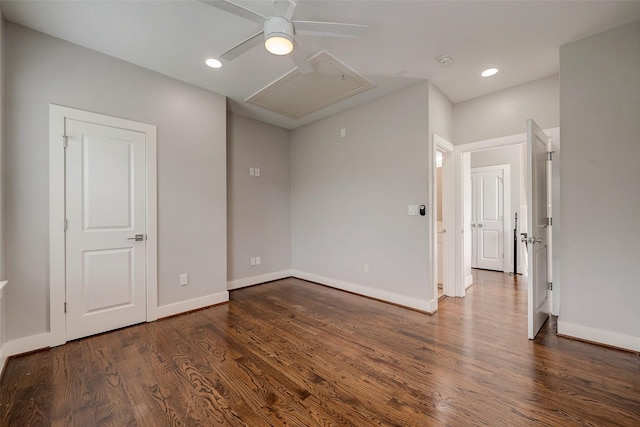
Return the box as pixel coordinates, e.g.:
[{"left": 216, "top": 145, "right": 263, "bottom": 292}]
[
  {"left": 65, "top": 119, "right": 147, "bottom": 341},
  {"left": 526, "top": 119, "right": 551, "bottom": 339},
  {"left": 471, "top": 168, "right": 504, "bottom": 271}
]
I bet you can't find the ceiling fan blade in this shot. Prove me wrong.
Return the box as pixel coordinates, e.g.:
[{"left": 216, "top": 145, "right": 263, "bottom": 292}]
[
  {"left": 220, "top": 31, "right": 264, "bottom": 60},
  {"left": 273, "top": 0, "right": 297, "bottom": 21},
  {"left": 293, "top": 21, "right": 368, "bottom": 38},
  {"left": 200, "top": 0, "right": 265, "bottom": 24},
  {"left": 290, "top": 39, "right": 314, "bottom": 74}
]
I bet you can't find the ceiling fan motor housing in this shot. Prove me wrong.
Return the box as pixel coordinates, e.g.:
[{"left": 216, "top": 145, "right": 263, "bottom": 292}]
[{"left": 264, "top": 15, "right": 294, "bottom": 43}]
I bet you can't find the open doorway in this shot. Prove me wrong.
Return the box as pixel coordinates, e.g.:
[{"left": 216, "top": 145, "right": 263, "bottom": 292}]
[
  {"left": 432, "top": 135, "right": 454, "bottom": 302},
  {"left": 452, "top": 128, "right": 560, "bottom": 317}
]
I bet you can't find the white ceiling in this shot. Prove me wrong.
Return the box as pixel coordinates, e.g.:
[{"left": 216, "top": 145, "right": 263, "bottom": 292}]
[{"left": 2, "top": 0, "right": 640, "bottom": 129}]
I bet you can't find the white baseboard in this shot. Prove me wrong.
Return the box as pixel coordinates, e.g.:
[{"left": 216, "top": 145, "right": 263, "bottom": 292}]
[
  {"left": 292, "top": 270, "right": 437, "bottom": 313},
  {"left": 156, "top": 291, "right": 229, "bottom": 319},
  {"left": 558, "top": 320, "right": 640, "bottom": 353},
  {"left": 228, "top": 270, "right": 293, "bottom": 290},
  {"left": 3, "top": 332, "right": 51, "bottom": 358},
  {"left": 465, "top": 274, "right": 473, "bottom": 289}
]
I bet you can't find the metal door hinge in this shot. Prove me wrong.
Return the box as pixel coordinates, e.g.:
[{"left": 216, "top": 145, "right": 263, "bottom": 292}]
[
  {"left": 547, "top": 282, "right": 553, "bottom": 291},
  {"left": 64, "top": 302, "right": 67, "bottom": 313},
  {"left": 547, "top": 151, "right": 555, "bottom": 161},
  {"left": 64, "top": 219, "right": 68, "bottom": 231},
  {"left": 546, "top": 217, "right": 552, "bottom": 227},
  {"left": 62, "top": 135, "right": 70, "bottom": 148}
]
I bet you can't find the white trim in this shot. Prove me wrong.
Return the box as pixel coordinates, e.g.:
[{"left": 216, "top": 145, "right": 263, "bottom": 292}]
[
  {"left": 558, "top": 321, "right": 640, "bottom": 353},
  {"left": 292, "top": 270, "right": 437, "bottom": 314},
  {"left": 49, "top": 107, "right": 66, "bottom": 346},
  {"left": 228, "top": 270, "right": 293, "bottom": 290},
  {"left": 433, "top": 135, "right": 455, "bottom": 300},
  {"left": 3, "top": 333, "right": 51, "bottom": 358},
  {"left": 0, "top": 281, "right": 7, "bottom": 375},
  {"left": 156, "top": 291, "right": 229, "bottom": 319},
  {"left": 49, "top": 104, "right": 158, "bottom": 345},
  {"left": 465, "top": 275, "right": 473, "bottom": 289},
  {"left": 434, "top": 134, "right": 454, "bottom": 152}
]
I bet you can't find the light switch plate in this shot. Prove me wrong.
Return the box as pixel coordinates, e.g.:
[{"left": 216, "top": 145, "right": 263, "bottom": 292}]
[
  {"left": 180, "top": 273, "right": 189, "bottom": 286},
  {"left": 408, "top": 205, "right": 419, "bottom": 216}
]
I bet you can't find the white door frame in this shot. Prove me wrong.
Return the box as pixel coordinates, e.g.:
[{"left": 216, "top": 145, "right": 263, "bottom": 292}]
[
  {"left": 432, "top": 134, "right": 455, "bottom": 300},
  {"left": 452, "top": 128, "right": 559, "bottom": 298},
  {"left": 470, "top": 164, "right": 510, "bottom": 272},
  {"left": 49, "top": 104, "right": 158, "bottom": 347}
]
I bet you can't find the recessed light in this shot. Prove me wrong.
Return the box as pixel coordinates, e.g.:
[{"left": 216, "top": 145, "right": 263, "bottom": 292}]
[
  {"left": 481, "top": 67, "right": 499, "bottom": 77},
  {"left": 205, "top": 58, "right": 222, "bottom": 69}
]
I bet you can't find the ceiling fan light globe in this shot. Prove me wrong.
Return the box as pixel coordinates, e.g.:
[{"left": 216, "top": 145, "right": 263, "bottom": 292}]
[{"left": 265, "top": 35, "right": 293, "bottom": 55}]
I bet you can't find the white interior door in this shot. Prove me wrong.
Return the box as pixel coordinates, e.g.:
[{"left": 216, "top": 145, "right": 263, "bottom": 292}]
[
  {"left": 526, "top": 119, "right": 550, "bottom": 339},
  {"left": 65, "top": 119, "right": 147, "bottom": 341},
  {"left": 471, "top": 169, "right": 504, "bottom": 271}
]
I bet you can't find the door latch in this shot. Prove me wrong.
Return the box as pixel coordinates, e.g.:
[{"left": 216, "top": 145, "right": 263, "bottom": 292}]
[{"left": 127, "top": 234, "right": 144, "bottom": 241}]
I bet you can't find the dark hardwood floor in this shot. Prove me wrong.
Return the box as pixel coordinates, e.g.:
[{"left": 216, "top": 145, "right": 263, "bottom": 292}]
[{"left": 1, "top": 270, "right": 639, "bottom": 426}]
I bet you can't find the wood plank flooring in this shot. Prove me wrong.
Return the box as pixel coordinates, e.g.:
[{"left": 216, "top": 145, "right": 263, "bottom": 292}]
[{"left": 1, "top": 270, "right": 639, "bottom": 426}]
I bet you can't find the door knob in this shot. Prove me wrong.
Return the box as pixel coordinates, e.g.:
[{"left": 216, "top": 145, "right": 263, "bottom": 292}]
[
  {"left": 522, "top": 236, "right": 542, "bottom": 245},
  {"left": 127, "top": 234, "right": 144, "bottom": 241}
]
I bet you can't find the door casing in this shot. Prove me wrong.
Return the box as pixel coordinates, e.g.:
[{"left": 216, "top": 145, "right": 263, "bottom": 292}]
[
  {"left": 49, "top": 104, "right": 158, "bottom": 347},
  {"left": 432, "top": 134, "right": 455, "bottom": 301}
]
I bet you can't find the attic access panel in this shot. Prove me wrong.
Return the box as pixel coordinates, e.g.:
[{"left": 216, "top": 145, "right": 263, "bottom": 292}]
[{"left": 245, "top": 51, "right": 376, "bottom": 119}]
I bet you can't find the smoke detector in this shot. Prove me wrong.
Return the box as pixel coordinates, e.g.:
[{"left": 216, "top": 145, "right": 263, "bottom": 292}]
[{"left": 437, "top": 55, "right": 454, "bottom": 66}]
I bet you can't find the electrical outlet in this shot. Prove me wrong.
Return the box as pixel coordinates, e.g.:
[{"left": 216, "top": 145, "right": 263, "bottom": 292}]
[
  {"left": 249, "top": 168, "right": 255, "bottom": 176},
  {"left": 256, "top": 256, "right": 261, "bottom": 265},
  {"left": 251, "top": 257, "right": 256, "bottom": 266},
  {"left": 364, "top": 263, "right": 369, "bottom": 274},
  {"left": 255, "top": 168, "right": 260, "bottom": 177},
  {"left": 180, "top": 273, "right": 189, "bottom": 286},
  {"left": 340, "top": 128, "right": 346, "bottom": 138}
]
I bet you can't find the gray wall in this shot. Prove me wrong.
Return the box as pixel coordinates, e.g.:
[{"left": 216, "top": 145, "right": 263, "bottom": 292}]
[
  {"left": 428, "top": 82, "right": 453, "bottom": 142},
  {"left": 429, "top": 82, "right": 453, "bottom": 224},
  {"left": 559, "top": 20, "right": 640, "bottom": 346},
  {"left": 0, "top": 13, "right": 4, "bottom": 281},
  {"left": 4, "top": 23, "right": 227, "bottom": 340},
  {"left": 227, "top": 113, "right": 291, "bottom": 282},
  {"left": 454, "top": 75, "right": 559, "bottom": 145},
  {"left": 291, "top": 82, "right": 432, "bottom": 303}
]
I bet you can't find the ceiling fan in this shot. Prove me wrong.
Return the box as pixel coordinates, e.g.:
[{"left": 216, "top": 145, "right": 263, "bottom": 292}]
[{"left": 202, "top": 0, "right": 368, "bottom": 73}]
